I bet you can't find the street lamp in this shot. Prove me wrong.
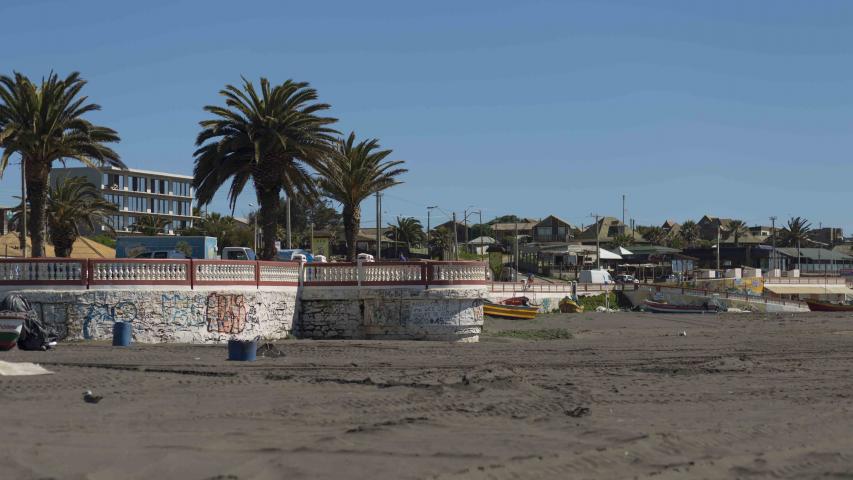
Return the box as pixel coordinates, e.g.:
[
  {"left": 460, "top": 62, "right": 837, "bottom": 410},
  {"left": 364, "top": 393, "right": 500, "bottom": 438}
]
[
  {"left": 248, "top": 203, "right": 258, "bottom": 253},
  {"left": 463, "top": 207, "right": 482, "bottom": 257}
]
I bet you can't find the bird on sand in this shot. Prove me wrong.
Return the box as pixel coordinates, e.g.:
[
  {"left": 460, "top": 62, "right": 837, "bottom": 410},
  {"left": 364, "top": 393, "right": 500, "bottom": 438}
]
[{"left": 83, "top": 390, "right": 103, "bottom": 404}]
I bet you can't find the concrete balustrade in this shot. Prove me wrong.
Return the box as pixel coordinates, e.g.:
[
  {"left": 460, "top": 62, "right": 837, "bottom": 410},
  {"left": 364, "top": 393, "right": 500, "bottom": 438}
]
[
  {"left": 0, "top": 259, "right": 86, "bottom": 285},
  {"left": 0, "top": 259, "right": 489, "bottom": 344},
  {"left": 0, "top": 259, "right": 488, "bottom": 289}
]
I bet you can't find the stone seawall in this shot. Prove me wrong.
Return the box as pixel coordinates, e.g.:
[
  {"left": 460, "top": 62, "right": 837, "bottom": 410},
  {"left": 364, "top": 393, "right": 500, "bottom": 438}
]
[
  {"left": 299, "top": 287, "right": 484, "bottom": 342},
  {"left": 1, "top": 285, "right": 485, "bottom": 343},
  {"left": 1, "top": 287, "right": 299, "bottom": 343}
]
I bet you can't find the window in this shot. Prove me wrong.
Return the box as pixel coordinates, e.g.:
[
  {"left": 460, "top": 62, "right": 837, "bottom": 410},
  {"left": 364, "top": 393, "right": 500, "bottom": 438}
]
[{"left": 131, "top": 176, "right": 138, "bottom": 191}]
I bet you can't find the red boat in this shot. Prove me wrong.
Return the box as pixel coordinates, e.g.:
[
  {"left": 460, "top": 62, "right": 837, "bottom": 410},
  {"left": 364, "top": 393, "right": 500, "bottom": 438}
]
[
  {"left": 500, "top": 296, "right": 533, "bottom": 306},
  {"left": 805, "top": 300, "right": 853, "bottom": 312},
  {"left": 643, "top": 299, "right": 718, "bottom": 314}
]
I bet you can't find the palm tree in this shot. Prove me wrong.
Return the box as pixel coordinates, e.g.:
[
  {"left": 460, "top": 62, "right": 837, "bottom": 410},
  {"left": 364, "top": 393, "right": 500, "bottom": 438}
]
[
  {"left": 0, "top": 71, "right": 123, "bottom": 256},
  {"left": 727, "top": 219, "right": 749, "bottom": 246},
  {"left": 430, "top": 226, "right": 453, "bottom": 260},
  {"left": 610, "top": 234, "right": 635, "bottom": 249},
  {"left": 317, "top": 132, "right": 406, "bottom": 261},
  {"left": 11, "top": 176, "right": 118, "bottom": 257},
  {"left": 388, "top": 216, "right": 425, "bottom": 249},
  {"left": 679, "top": 220, "right": 700, "bottom": 247},
  {"left": 197, "top": 212, "right": 238, "bottom": 248},
  {"left": 781, "top": 216, "right": 812, "bottom": 269},
  {"left": 132, "top": 214, "right": 168, "bottom": 235},
  {"left": 642, "top": 227, "right": 668, "bottom": 246},
  {"left": 193, "top": 77, "right": 338, "bottom": 260}
]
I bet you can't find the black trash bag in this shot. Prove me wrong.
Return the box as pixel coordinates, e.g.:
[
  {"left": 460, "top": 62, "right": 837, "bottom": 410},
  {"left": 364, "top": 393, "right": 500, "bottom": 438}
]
[{"left": 0, "top": 294, "right": 52, "bottom": 351}]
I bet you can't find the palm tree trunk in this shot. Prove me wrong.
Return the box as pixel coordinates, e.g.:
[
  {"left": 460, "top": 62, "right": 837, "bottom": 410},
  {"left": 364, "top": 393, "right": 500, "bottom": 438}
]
[
  {"left": 27, "top": 170, "right": 49, "bottom": 257},
  {"left": 53, "top": 236, "right": 74, "bottom": 258},
  {"left": 343, "top": 204, "right": 360, "bottom": 261},
  {"left": 257, "top": 187, "right": 281, "bottom": 260}
]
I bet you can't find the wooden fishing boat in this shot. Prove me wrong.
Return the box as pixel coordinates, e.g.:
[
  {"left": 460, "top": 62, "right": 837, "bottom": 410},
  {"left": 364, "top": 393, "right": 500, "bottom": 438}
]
[
  {"left": 642, "top": 299, "right": 717, "bottom": 314},
  {"left": 805, "top": 300, "right": 853, "bottom": 312},
  {"left": 483, "top": 299, "right": 539, "bottom": 320},
  {"left": 0, "top": 314, "right": 25, "bottom": 351}
]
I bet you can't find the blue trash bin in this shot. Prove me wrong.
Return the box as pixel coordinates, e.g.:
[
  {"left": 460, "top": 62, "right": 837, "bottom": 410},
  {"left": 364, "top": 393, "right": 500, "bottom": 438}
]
[
  {"left": 227, "top": 339, "right": 257, "bottom": 361},
  {"left": 112, "top": 321, "right": 132, "bottom": 347}
]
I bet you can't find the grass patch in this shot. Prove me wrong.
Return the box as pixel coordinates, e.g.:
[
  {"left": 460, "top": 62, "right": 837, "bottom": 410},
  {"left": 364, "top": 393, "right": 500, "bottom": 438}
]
[{"left": 488, "top": 328, "right": 573, "bottom": 341}]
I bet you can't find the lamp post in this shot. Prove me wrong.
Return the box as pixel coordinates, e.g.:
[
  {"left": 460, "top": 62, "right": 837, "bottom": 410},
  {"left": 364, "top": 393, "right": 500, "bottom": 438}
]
[
  {"left": 248, "top": 202, "right": 258, "bottom": 254},
  {"left": 463, "top": 207, "right": 482, "bottom": 257}
]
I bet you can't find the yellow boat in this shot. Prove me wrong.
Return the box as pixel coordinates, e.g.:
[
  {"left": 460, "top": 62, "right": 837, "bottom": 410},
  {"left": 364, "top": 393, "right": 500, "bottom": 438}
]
[{"left": 483, "top": 300, "right": 539, "bottom": 320}]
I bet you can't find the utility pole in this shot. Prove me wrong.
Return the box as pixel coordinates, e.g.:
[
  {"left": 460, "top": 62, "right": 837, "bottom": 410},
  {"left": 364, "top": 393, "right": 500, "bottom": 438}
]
[
  {"left": 20, "top": 160, "right": 27, "bottom": 257},
  {"left": 591, "top": 213, "right": 601, "bottom": 269},
  {"left": 478, "top": 210, "right": 484, "bottom": 259},
  {"left": 514, "top": 219, "right": 519, "bottom": 281},
  {"left": 464, "top": 207, "right": 470, "bottom": 247},
  {"left": 376, "top": 192, "right": 382, "bottom": 259},
  {"left": 622, "top": 194, "right": 626, "bottom": 235},
  {"left": 716, "top": 224, "right": 721, "bottom": 271},
  {"left": 427, "top": 206, "right": 437, "bottom": 259},
  {"left": 452, "top": 211, "right": 458, "bottom": 260},
  {"left": 310, "top": 222, "right": 314, "bottom": 254},
  {"left": 286, "top": 196, "right": 292, "bottom": 249},
  {"left": 770, "top": 216, "right": 777, "bottom": 272}
]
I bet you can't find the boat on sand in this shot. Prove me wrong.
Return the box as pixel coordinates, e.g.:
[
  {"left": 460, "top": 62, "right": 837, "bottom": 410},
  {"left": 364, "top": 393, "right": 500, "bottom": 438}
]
[
  {"left": 483, "top": 297, "right": 539, "bottom": 320},
  {"left": 805, "top": 300, "right": 853, "bottom": 312},
  {"left": 642, "top": 299, "right": 719, "bottom": 314}
]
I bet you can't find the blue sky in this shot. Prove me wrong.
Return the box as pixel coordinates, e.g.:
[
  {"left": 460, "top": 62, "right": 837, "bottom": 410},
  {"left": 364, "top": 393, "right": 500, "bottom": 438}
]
[{"left": 1, "top": 0, "right": 852, "bottom": 232}]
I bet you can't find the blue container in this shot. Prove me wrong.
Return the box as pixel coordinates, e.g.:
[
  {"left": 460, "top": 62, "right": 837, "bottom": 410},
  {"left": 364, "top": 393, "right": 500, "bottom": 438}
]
[
  {"left": 112, "top": 321, "right": 132, "bottom": 347},
  {"left": 227, "top": 339, "right": 257, "bottom": 361}
]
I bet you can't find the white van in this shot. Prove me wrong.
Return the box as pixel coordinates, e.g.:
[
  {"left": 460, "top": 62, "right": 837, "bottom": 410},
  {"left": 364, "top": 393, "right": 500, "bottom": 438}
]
[{"left": 578, "top": 269, "right": 613, "bottom": 284}]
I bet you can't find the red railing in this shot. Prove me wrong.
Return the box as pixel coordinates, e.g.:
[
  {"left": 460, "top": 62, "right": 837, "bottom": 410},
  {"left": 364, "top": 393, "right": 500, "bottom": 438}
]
[{"left": 0, "top": 259, "right": 487, "bottom": 289}]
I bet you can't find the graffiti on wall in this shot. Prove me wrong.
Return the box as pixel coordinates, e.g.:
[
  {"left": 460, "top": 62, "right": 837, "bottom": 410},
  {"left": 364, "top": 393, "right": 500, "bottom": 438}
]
[
  {"left": 205, "top": 293, "right": 247, "bottom": 334},
  {"left": 82, "top": 300, "right": 140, "bottom": 339}
]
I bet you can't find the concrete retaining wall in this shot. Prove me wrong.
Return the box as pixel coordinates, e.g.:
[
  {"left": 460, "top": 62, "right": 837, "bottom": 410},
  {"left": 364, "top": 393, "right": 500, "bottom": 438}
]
[
  {"left": 2, "top": 287, "right": 299, "bottom": 343},
  {"left": 300, "top": 287, "right": 483, "bottom": 342},
  {"left": 2, "top": 285, "right": 486, "bottom": 343}
]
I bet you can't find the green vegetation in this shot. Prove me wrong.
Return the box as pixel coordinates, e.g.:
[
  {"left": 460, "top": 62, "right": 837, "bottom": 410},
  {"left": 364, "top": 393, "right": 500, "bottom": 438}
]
[
  {"left": 132, "top": 214, "right": 168, "bottom": 235},
  {"left": 387, "top": 216, "right": 425, "bottom": 249},
  {"left": 489, "top": 328, "right": 573, "bottom": 341},
  {"left": 0, "top": 71, "right": 123, "bottom": 256},
  {"left": 578, "top": 292, "right": 618, "bottom": 311},
  {"left": 193, "top": 77, "right": 338, "bottom": 260},
  {"left": 89, "top": 234, "right": 116, "bottom": 248},
  {"left": 317, "top": 132, "right": 406, "bottom": 261},
  {"left": 12, "top": 176, "right": 118, "bottom": 257}
]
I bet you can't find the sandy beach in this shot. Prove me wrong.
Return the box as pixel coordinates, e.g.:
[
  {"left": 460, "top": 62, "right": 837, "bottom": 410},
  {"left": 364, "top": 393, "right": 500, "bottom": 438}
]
[{"left": 2, "top": 311, "right": 853, "bottom": 479}]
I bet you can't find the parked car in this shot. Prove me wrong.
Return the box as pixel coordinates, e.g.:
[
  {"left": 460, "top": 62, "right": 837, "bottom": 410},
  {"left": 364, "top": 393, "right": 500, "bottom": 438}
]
[
  {"left": 133, "top": 250, "right": 189, "bottom": 259},
  {"left": 276, "top": 249, "right": 314, "bottom": 262},
  {"left": 357, "top": 253, "right": 375, "bottom": 262},
  {"left": 654, "top": 273, "right": 681, "bottom": 283},
  {"left": 221, "top": 247, "right": 256, "bottom": 261},
  {"left": 313, "top": 255, "right": 328, "bottom": 263},
  {"left": 614, "top": 274, "right": 639, "bottom": 285}
]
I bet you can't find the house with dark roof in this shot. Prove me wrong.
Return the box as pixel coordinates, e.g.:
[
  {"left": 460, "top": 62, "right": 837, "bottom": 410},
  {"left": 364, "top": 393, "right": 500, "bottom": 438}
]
[
  {"left": 491, "top": 221, "right": 537, "bottom": 245},
  {"left": 698, "top": 215, "right": 736, "bottom": 241},
  {"left": 576, "top": 217, "right": 647, "bottom": 245},
  {"left": 532, "top": 215, "right": 574, "bottom": 243}
]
